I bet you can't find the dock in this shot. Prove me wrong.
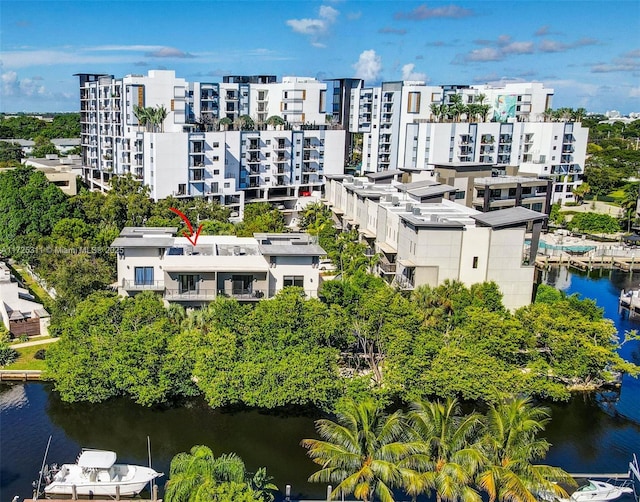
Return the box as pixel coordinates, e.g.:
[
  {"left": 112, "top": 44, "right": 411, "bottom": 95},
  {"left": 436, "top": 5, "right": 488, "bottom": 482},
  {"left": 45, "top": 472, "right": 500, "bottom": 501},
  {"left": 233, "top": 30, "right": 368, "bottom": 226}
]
[
  {"left": 0, "top": 370, "right": 43, "bottom": 381},
  {"left": 536, "top": 254, "right": 640, "bottom": 272}
]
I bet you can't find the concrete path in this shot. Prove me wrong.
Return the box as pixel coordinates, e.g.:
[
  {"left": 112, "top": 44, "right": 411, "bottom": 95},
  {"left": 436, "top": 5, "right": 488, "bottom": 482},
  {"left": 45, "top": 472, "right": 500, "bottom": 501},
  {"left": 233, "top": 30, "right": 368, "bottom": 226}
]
[
  {"left": 560, "top": 201, "right": 623, "bottom": 217},
  {"left": 11, "top": 337, "right": 59, "bottom": 349}
]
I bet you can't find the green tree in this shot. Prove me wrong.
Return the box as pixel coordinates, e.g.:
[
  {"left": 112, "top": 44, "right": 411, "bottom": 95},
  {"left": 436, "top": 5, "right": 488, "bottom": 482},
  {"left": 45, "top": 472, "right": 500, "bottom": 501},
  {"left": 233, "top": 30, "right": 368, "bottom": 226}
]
[
  {"left": 302, "top": 398, "right": 415, "bottom": 502},
  {"left": 165, "top": 445, "right": 262, "bottom": 502},
  {"left": 404, "top": 398, "right": 484, "bottom": 502},
  {"left": 31, "top": 136, "right": 59, "bottom": 158},
  {"left": 0, "top": 140, "right": 24, "bottom": 163},
  {"left": 477, "top": 398, "right": 574, "bottom": 502}
]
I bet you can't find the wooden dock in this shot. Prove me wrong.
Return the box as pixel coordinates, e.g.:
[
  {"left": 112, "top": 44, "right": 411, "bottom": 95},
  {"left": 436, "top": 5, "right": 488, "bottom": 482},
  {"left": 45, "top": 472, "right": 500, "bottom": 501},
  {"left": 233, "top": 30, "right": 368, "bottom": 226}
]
[
  {"left": 536, "top": 254, "right": 640, "bottom": 272},
  {"left": 0, "top": 370, "right": 42, "bottom": 381}
]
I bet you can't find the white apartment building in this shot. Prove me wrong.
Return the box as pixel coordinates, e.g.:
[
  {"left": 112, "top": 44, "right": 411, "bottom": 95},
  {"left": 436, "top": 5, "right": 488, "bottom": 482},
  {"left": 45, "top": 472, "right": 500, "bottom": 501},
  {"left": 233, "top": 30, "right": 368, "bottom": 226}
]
[
  {"left": 348, "top": 81, "right": 586, "bottom": 205},
  {"left": 325, "top": 175, "right": 546, "bottom": 311},
  {"left": 77, "top": 71, "right": 344, "bottom": 214},
  {"left": 112, "top": 227, "right": 326, "bottom": 306}
]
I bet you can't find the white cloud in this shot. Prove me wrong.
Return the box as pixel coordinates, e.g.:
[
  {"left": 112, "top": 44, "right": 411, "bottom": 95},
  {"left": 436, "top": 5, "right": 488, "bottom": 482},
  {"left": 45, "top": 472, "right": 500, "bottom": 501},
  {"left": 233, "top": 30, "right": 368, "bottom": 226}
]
[
  {"left": 464, "top": 47, "right": 503, "bottom": 62},
  {"left": 286, "top": 5, "right": 339, "bottom": 46},
  {"left": 629, "top": 87, "right": 640, "bottom": 98},
  {"left": 353, "top": 50, "right": 382, "bottom": 81},
  {"left": 2, "top": 70, "right": 46, "bottom": 97},
  {"left": 401, "top": 63, "right": 428, "bottom": 82}
]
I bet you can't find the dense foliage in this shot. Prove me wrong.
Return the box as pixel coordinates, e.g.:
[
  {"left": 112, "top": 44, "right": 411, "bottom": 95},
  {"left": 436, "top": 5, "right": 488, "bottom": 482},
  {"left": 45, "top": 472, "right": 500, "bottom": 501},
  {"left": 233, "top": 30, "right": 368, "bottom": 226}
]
[
  {"left": 45, "top": 277, "right": 637, "bottom": 408},
  {"left": 0, "top": 113, "right": 80, "bottom": 140},
  {"left": 567, "top": 212, "right": 621, "bottom": 234},
  {"left": 165, "top": 445, "right": 277, "bottom": 502},
  {"left": 302, "top": 397, "right": 573, "bottom": 502},
  {"left": 0, "top": 167, "right": 294, "bottom": 312}
]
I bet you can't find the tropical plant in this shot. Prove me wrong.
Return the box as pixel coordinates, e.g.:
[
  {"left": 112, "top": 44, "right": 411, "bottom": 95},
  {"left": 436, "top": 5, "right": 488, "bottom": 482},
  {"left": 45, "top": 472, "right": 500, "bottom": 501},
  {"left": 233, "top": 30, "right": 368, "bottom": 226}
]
[
  {"left": 448, "top": 94, "right": 466, "bottom": 123},
  {"left": 0, "top": 332, "right": 17, "bottom": 366},
  {"left": 153, "top": 105, "right": 168, "bottom": 132},
  {"left": 403, "top": 398, "right": 484, "bottom": 502},
  {"left": 164, "top": 445, "right": 254, "bottom": 502},
  {"left": 301, "top": 398, "right": 416, "bottom": 502},
  {"left": 266, "top": 115, "right": 286, "bottom": 127},
  {"left": 477, "top": 398, "right": 574, "bottom": 502},
  {"left": 430, "top": 103, "right": 446, "bottom": 123},
  {"left": 133, "top": 105, "right": 151, "bottom": 131}
]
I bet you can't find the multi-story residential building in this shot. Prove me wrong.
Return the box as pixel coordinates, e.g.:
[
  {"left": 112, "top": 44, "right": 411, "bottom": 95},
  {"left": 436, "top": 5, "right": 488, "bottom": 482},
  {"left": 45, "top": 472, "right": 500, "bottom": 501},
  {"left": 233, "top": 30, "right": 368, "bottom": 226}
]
[
  {"left": 112, "top": 227, "right": 326, "bottom": 306},
  {"left": 324, "top": 175, "right": 546, "bottom": 310},
  {"left": 76, "top": 71, "right": 345, "bottom": 215},
  {"left": 348, "top": 81, "right": 586, "bottom": 205}
]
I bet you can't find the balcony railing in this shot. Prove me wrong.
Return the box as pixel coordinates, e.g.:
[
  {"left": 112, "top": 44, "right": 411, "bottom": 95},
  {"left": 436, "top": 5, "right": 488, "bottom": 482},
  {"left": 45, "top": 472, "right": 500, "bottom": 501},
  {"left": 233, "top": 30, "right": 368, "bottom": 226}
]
[
  {"left": 165, "top": 289, "right": 218, "bottom": 301},
  {"left": 122, "top": 280, "right": 165, "bottom": 291}
]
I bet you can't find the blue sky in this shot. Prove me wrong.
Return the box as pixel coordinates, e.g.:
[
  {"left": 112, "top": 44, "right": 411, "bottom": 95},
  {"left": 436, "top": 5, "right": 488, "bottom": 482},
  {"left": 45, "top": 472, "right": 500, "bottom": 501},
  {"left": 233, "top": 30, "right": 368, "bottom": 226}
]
[{"left": 1, "top": 0, "right": 639, "bottom": 113}]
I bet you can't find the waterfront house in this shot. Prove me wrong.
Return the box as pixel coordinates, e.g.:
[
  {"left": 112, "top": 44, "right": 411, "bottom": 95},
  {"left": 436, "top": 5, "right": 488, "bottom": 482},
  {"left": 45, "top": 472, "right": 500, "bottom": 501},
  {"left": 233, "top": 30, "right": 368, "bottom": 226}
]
[{"left": 111, "top": 228, "right": 325, "bottom": 306}]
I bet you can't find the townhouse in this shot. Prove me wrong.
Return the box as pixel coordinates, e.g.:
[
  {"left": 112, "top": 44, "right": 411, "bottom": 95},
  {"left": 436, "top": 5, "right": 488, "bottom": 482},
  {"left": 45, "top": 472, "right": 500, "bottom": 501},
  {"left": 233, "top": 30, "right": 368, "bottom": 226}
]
[
  {"left": 324, "top": 175, "right": 546, "bottom": 310},
  {"left": 111, "top": 227, "right": 325, "bottom": 306}
]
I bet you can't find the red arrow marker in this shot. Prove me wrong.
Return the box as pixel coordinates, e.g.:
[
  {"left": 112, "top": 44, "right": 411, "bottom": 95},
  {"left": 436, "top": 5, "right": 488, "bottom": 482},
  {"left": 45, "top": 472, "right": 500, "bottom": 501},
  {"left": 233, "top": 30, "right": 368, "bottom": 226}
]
[{"left": 169, "top": 207, "right": 203, "bottom": 246}]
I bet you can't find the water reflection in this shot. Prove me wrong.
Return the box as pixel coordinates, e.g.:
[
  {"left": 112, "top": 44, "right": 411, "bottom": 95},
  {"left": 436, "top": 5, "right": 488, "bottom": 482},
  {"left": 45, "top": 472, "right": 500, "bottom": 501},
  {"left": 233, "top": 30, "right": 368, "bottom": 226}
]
[{"left": 2, "top": 267, "right": 640, "bottom": 500}]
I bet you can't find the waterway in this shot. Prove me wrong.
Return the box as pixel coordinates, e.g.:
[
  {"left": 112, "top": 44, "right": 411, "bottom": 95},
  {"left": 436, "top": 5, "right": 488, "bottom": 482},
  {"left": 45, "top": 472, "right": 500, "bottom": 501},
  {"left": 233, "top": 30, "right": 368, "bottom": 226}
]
[{"left": 1, "top": 267, "right": 639, "bottom": 501}]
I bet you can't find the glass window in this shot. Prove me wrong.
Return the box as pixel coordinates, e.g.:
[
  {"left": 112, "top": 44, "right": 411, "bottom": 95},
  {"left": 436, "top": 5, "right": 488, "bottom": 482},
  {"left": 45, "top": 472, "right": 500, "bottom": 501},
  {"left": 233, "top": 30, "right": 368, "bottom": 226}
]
[
  {"left": 283, "top": 276, "right": 304, "bottom": 288},
  {"left": 134, "top": 267, "right": 154, "bottom": 285},
  {"left": 472, "top": 257, "right": 479, "bottom": 269}
]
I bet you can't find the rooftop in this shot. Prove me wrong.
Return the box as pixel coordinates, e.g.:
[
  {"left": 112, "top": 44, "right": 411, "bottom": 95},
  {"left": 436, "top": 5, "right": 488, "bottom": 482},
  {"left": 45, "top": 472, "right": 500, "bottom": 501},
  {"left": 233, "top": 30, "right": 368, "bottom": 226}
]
[{"left": 471, "top": 206, "right": 548, "bottom": 228}]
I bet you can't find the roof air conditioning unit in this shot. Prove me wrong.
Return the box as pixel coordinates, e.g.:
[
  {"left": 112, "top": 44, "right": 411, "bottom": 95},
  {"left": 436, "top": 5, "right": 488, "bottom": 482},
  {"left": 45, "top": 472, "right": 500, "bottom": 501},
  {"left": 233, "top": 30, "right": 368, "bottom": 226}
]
[
  {"left": 405, "top": 203, "right": 413, "bottom": 212},
  {"left": 392, "top": 196, "right": 399, "bottom": 206},
  {"left": 413, "top": 207, "right": 421, "bottom": 216}
]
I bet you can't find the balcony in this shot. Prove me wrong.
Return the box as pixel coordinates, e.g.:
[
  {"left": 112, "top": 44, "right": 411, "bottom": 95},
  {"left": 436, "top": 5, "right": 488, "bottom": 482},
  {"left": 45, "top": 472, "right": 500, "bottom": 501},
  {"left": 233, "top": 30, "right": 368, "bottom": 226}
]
[
  {"left": 165, "top": 289, "right": 218, "bottom": 301},
  {"left": 378, "top": 260, "right": 396, "bottom": 274},
  {"left": 122, "top": 280, "right": 165, "bottom": 291}
]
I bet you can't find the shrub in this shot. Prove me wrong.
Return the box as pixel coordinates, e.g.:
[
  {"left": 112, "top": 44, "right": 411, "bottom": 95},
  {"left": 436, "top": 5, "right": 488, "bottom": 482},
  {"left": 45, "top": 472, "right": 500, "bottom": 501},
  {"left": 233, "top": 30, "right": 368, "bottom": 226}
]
[
  {"left": 34, "top": 349, "right": 47, "bottom": 360},
  {"left": 0, "top": 334, "right": 17, "bottom": 366}
]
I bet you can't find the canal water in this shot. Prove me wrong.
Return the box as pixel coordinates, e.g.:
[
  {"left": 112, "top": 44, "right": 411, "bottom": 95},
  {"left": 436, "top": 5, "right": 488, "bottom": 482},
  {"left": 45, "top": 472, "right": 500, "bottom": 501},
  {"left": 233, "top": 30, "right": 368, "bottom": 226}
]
[{"left": 1, "top": 267, "right": 639, "bottom": 501}]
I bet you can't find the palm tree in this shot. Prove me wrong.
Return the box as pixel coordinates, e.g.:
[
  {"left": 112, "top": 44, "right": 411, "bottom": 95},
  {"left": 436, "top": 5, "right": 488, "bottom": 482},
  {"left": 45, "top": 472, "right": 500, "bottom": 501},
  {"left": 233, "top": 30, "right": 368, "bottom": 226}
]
[
  {"left": 153, "top": 105, "right": 168, "bottom": 132},
  {"left": 403, "top": 398, "right": 484, "bottom": 502},
  {"left": 301, "top": 398, "right": 417, "bottom": 502},
  {"left": 133, "top": 105, "right": 151, "bottom": 132},
  {"left": 164, "top": 445, "right": 248, "bottom": 502},
  {"left": 448, "top": 94, "right": 465, "bottom": 122},
  {"left": 430, "top": 103, "right": 445, "bottom": 123},
  {"left": 477, "top": 398, "right": 574, "bottom": 502}
]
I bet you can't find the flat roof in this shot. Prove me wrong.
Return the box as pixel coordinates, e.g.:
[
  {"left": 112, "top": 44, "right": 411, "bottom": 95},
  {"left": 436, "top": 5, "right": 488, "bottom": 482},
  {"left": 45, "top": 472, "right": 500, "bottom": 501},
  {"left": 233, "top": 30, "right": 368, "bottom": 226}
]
[
  {"left": 474, "top": 175, "right": 548, "bottom": 186},
  {"left": 406, "top": 184, "right": 457, "bottom": 199},
  {"left": 366, "top": 170, "right": 403, "bottom": 180},
  {"left": 471, "top": 206, "right": 548, "bottom": 228}
]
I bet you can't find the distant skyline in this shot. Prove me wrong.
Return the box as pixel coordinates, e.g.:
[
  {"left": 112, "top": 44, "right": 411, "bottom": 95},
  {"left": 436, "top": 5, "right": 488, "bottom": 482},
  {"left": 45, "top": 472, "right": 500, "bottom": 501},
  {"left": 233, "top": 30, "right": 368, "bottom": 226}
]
[{"left": 1, "top": 0, "right": 639, "bottom": 114}]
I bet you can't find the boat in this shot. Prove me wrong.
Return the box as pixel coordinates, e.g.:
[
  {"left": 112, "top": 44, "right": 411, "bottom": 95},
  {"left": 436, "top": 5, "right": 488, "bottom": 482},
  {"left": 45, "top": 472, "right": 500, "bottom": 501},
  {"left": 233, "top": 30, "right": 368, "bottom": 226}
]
[
  {"left": 562, "top": 480, "right": 634, "bottom": 502},
  {"left": 42, "top": 449, "right": 163, "bottom": 497}
]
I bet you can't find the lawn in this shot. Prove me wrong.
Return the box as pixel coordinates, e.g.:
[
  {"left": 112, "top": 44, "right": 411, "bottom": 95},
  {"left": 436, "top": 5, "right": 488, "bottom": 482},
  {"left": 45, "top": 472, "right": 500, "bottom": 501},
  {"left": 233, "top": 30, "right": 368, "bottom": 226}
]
[{"left": 5, "top": 344, "right": 49, "bottom": 371}]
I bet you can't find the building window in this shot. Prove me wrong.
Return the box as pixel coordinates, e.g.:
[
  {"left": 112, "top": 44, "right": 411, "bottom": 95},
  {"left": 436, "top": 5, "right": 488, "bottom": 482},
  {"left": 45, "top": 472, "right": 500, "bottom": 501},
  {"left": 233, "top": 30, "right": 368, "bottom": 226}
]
[
  {"left": 134, "top": 267, "right": 154, "bottom": 285},
  {"left": 407, "top": 92, "right": 421, "bottom": 113},
  {"left": 178, "top": 274, "right": 199, "bottom": 294},
  {"left": 508, "top": 188, "right": 517, "bottom": 197},
  {"left": 284, "top": 276, "right": 304, "bottom": 288},
  {"left": 455, "top": 191, "right": 466, "bottom": 200},
  {"left": 472, "top": 257, "right": 479, "bottom": 269},
  {"left": 213, "top": 156, "right": 219, "bottom": 161},
  {"left": 212, "top": 142, "right": 219, "bottom": 148},
  {"left": 224, "top": 182, "right": 230, "bottom": 188},
  {"left": 214, "top": 169, "right": 220, "bottom": 175}
]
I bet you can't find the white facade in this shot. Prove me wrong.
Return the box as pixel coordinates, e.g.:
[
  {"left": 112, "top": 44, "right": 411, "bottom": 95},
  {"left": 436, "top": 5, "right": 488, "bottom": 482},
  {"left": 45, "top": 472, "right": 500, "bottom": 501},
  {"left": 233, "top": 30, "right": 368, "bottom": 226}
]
[
  {"left": 325, "top": 176, "right": 545, "bottom": 311},
  {"left": 78, "top": 71, "right": 345, "bottom": 214},
  {"left": 112, "top": 228, "right": 325, "bottom": 305},
  {"left": 348, "top": 80, "right": 586, "bottom": 205}
]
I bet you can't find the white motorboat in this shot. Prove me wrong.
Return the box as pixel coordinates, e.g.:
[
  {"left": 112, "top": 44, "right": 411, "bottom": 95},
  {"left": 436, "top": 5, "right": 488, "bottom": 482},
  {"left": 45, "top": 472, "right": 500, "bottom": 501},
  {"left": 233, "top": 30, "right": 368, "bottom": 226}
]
[
  {"left": 563, "top": 480, "right": 634, "bottom": 502},
  {"left": 43, "top": 449, "right": 163, "bottom": 497}
]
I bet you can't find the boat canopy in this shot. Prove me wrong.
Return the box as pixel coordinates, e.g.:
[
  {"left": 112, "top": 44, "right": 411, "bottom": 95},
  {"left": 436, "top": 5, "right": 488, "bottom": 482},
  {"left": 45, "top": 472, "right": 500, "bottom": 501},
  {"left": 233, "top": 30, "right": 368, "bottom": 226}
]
[{"left": 77, "top": 450, "right": 117, "bottom": 469}]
